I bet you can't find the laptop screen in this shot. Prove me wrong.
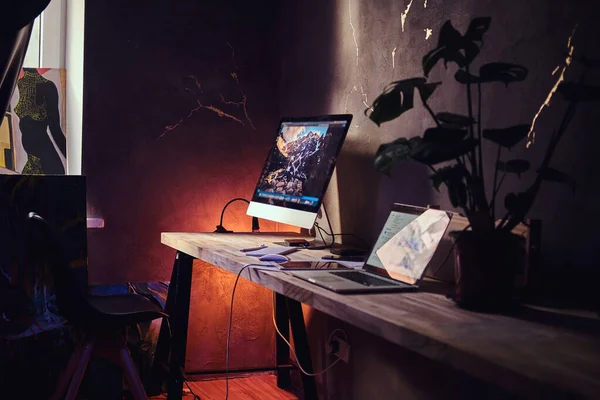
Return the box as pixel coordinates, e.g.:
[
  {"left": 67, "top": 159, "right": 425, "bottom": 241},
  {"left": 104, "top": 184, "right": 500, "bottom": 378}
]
[{"left": 365, "top": 205, "right": 451, "bottom": 285}]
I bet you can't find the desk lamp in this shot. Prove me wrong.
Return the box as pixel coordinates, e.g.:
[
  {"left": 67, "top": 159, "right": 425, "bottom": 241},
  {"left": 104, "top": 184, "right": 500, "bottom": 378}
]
[{"left": 214, "top": 197, "right": 260, "bottom": 233}]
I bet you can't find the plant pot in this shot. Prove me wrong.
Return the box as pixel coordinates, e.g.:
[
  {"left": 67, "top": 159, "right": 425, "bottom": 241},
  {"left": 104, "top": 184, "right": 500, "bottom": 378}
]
[{"left": 453, "top": 231, "right": 524, "bottom": 311}]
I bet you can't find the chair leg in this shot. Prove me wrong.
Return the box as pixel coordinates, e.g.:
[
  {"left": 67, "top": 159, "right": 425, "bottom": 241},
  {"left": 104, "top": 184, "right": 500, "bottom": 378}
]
[
  {"left": 119, "top": 344, "right": 148, "bottom": 400},
  {"left": 65, "top": 340, "right": 95, "bottom": 400},
  {"left": 50, "top": 344, "right": 84, "bottom": 400}
]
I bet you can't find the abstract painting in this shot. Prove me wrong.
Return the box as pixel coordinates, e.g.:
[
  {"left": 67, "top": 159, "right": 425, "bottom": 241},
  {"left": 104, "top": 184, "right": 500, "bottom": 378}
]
[
  {"left": 0, "top": 109, "right": 14, "bottom": 170},
  {"left": 9, "top": 68, "right": 66, "bottom": 174},
  {"left": 0, "top": 175, "right": 87, "bottom": 339}
]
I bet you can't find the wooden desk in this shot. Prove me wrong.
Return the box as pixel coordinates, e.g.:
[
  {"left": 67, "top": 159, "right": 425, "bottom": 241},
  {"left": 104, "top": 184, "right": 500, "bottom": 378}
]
[{"left": 153, "top": 232, "right": 600, "bottom": 399}]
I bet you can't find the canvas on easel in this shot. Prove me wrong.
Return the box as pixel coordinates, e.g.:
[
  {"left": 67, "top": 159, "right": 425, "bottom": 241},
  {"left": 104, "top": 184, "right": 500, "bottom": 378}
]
[
  {"left": 9, "top": 68, "right": 66, "bottom": 174},
  {"left": 0, "top": 109, "right": 15, "bottom": 170}
]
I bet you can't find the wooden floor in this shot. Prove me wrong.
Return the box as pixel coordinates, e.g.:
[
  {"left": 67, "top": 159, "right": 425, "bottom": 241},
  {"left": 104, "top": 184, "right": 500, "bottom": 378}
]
[{"left": 151, "top": 373, "right": 301, "bottom": 400}]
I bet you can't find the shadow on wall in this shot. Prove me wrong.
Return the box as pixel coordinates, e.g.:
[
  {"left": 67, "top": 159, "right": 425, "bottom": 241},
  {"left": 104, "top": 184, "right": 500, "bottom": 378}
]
[
  {"left": 277, "top": 0, "right": 337, "bottom": 116},
  {"left": 275, "top": 0, "right": 343, "bottom": 384},
  {"left": 336, "top": 151, "right": 433, "bottom": 245}
]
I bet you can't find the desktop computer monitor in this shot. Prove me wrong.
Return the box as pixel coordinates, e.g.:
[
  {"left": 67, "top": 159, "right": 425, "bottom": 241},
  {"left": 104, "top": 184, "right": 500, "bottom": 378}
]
[{"left": 247, "top": 114, "right": 352, "bottom": 229}]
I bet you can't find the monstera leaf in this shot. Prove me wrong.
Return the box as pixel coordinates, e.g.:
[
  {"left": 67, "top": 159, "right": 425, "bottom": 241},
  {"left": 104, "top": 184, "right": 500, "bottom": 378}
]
[
  {"left": 423, "top": 18, "right": 492, "bottom": 77},
  {"left": 464, "top": 17, "right": 491, "bottom": 43},
  {"left": 423, "top": 21, "right": 466, "bottom": 76},
  {"left": 558, "top": 82, "right": 600, "bottom": 102},
  {"left": 366, "top": 78, "right": 441, "bottom": 126},
  {"left": 411, "top": 138, "right": 477, "bottom": 165},
  {"left": 496, "top": 159, "right": 530, "bottom": 177},
  {"left": 479, "top": 63, "right": 528, "bottom": 86},
  {"left": 435, "top": 112, "right": 475, "bottom": 128},
  {"left": 454, "top": 69, "right": 481, "bottom": 84},
  {"left": 422, "top": 127, "right": 467, "bottom": 143},
  {"left": 419, "top": 81, "right": 442, "bottom": 102},
  {"left": 539, "top": 167, "right": 577, "bottom": 192},
  {"left": 374, "top": 137, "right": 422, "bottom": 175},
  {"left": 448, "top": 177, "right": 468, "bottom": 208},
  {"left": 430, "top": 165, "right": 469, "bottom": 207},
  {"left": 504, "top": 192, "right": 527, "bottom": 213},
  {"left": 455, "top": 63, "right": 528, "bottom": 85},
  {"left": 430, "top": 164, "right": 467, "bottom": 190},
  {"left": 483, "top": 125, "right": 530, "bottom": 148}
]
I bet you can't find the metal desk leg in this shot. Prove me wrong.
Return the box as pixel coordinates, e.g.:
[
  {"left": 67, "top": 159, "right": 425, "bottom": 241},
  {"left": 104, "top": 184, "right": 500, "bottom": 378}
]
[
  {"left": 275, "top": 292, "right": 292, "bottom": 388},
  {"left": 287, "top": 297, "right": 318, "bottom": 400},
  {"left": 167, "top": 252, "right": 194, "bottom": 400},
  {"left": 148, "top": 251, "right": 194, "bottom": 399},
  {"left": 148, "top": 255, "right": 180, "bottom": 396}
]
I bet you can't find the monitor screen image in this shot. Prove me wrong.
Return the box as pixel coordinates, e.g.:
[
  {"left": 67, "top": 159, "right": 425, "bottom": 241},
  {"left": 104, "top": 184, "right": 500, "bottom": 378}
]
[{"left": 247, "top": 115, "right": 352, "bottom": 229}]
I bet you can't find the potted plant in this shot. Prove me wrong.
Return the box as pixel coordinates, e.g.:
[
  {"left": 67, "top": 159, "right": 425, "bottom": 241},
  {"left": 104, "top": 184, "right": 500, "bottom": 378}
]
[{"left": 366, "top": 17, "right": 595, "bottom": 309}]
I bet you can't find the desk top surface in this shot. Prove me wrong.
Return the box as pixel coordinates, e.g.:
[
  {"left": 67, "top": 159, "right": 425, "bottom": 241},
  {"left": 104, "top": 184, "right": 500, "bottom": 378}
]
[{"left": 162, "top": 232, "right": 600, "bottom": 398}]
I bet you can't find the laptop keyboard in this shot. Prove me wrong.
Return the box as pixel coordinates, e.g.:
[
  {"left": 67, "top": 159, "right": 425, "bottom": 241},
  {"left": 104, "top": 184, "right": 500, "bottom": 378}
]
[{"left": 330, "top": 271, "right": 403, "bottom": 287}]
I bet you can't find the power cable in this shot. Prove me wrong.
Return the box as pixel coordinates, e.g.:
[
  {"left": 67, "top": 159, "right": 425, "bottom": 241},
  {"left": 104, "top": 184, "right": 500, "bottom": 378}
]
[
  {"left": 225, "top": 265, "right": 347, "bottom": 399},
  {"left": 271, "top": 292, "right": 348, "bottom": 376}
]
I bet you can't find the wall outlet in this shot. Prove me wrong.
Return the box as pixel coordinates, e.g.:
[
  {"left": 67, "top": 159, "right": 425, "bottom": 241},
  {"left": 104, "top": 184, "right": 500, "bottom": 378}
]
[{"left": 327, "top": 334, "right": 350, "bottom": 363}]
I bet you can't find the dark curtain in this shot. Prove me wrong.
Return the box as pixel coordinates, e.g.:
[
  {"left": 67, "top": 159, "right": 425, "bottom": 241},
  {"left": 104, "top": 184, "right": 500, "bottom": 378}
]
[{"left": 0, "top": 0, "right": 51, "bottom": 117}]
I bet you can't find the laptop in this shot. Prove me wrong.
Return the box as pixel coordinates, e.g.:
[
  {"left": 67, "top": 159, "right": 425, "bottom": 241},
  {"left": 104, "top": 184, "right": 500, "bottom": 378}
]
[{"left": 289, "top": 204, "right": 452, "bottom": 293}]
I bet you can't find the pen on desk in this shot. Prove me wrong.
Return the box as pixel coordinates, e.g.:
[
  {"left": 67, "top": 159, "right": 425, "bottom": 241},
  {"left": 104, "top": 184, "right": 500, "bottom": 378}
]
[{"left": 240, "top": 244, "right": 267, "bottom": 252}]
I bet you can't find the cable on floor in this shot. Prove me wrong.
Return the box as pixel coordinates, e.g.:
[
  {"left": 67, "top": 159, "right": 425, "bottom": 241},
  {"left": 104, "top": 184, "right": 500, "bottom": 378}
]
[
  {"left": 271, "top": 292, "right": 348, "bottom": 376},
  {"left": 225, "top": 264, "right": 275, "bottom": 399},
  {"left": 225, "top": 264, "right": 347, "bottom": 399},
  {"left": 184, "top": 380, "right": 201, "bottom": 400}
]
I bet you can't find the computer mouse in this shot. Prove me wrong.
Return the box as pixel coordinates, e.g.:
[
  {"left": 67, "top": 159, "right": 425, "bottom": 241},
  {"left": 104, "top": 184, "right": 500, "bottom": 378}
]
[{"left": 258, "top": 254, "right": 290, "bottom": 263}]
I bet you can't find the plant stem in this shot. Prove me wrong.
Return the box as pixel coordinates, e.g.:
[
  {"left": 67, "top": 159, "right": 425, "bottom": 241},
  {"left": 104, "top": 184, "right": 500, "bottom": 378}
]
[
  {"left": 465, "top": 66, "right": 477, "bottom": 172},
  {"left": 492, "top": 171, "right": 507, "bottom": 201},
  {"left": 422, "top": 99, "right": 441, "bottom": 127},
  {"left": 501, "top": 99, "right": 579, "bottom": 231},
  {"left": 490, "top": 145, "right": 501, "bottom": 220},
  {"left": 465, "top": 66, "right": 489, "bottom": 223},
  {"left": 477, "top": 82, "right": 485, "bottom": 188}
]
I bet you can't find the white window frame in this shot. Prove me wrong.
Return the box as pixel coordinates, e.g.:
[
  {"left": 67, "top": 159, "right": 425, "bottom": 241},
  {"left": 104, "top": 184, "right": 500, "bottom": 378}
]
[
  {"left": 65, "top": 0, "right": 85, "bottom": 175},
  {"left": 40, "top": 0, "right": 67, "bottom": 68},
  {"left": 21, "top": 0, "right": 84, "bottom": 175}
]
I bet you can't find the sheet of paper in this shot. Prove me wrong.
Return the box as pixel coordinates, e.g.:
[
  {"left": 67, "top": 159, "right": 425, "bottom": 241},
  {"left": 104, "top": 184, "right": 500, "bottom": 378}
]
[{"left": 376, "top": 209, "right": 450, "bottom": 285}]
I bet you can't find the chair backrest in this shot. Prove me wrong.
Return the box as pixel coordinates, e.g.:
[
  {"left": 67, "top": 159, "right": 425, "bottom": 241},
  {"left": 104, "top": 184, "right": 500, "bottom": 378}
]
[
  {"left": 26, "top": 212, "right": 92, "bottom": 323},
  {"left": 0, "top": 175, "right": 89, "bottom": 333}
]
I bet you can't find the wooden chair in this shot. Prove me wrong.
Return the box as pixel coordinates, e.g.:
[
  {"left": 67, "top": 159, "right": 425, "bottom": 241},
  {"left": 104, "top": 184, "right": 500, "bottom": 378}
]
[{"left": 27, "top": 212, "right": 168, "bottom": 400}]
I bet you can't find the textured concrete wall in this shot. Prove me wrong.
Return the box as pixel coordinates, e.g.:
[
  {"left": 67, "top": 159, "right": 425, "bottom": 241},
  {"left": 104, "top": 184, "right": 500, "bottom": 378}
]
[
  {"left": 81, "top": 0, "right": 600, "bottom": 393},
  {"left": 280, "top": 0, "right": 600, "bottom": 299},
  {"left": 83, "top": 0, "right": 284, "bottom": 371},
  {"left": 83, "top": 0, "right": 290, "bottom": 285},
  {"left": 280, "top": 0, "right": 600, "bottom": 397}
]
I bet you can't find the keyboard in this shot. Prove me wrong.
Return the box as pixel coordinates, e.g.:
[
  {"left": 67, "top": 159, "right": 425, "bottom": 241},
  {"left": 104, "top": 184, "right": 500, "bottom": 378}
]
[{"left": 330, "top": 271, "right": 405, "bottom": 287}]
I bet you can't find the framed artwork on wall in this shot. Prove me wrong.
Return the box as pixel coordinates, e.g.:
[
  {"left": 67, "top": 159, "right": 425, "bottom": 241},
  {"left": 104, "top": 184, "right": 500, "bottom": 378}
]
[
  {"left": 9, "top": 68, "right": 67, "bottom": 175},
  {"left": 0, "top": 109, "right": 14, "bottom": 170}
]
